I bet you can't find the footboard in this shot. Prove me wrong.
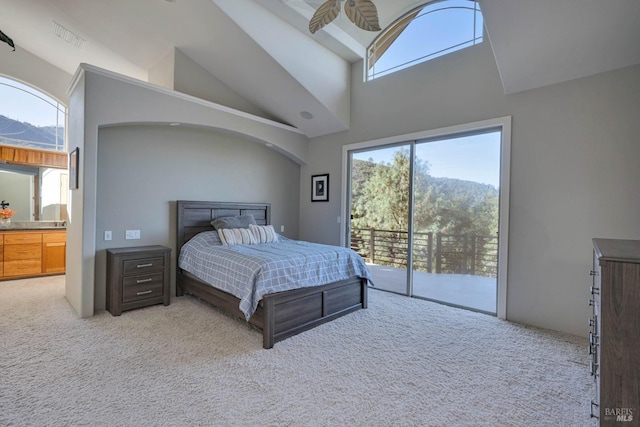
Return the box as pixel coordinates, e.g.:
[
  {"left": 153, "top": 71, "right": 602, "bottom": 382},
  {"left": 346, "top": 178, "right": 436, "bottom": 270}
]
[{"left": 261, "top": 277, "right": 367, "bottom": 349}]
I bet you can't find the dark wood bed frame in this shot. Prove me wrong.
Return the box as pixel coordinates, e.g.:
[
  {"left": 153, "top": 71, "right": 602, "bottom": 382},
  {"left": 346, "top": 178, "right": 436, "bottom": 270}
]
[{"left": 176, "top": 200, "right": 368, "bottom": 349}]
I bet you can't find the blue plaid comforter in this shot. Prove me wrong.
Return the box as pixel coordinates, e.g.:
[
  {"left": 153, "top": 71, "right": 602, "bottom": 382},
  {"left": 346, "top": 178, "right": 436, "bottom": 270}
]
[{"left": 178, "top": 231, "right": 373, "bottom": 320}]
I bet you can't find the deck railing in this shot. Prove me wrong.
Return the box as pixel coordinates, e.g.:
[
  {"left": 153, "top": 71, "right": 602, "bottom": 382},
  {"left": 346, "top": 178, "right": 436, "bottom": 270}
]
[{"left": 350, "top": 228, "right": 498, "bottom": 278}]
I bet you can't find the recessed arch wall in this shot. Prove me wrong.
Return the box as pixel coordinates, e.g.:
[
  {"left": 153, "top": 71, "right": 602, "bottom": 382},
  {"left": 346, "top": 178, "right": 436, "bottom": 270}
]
[{"left": 66, "top": 64, "right": 309, "bottom": 317}]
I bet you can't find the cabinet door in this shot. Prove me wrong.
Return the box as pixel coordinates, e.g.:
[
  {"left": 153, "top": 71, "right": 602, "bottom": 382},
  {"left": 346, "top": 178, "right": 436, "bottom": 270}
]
[
  {"left": 43, "top": 232, "right": 66, "bottom": 274},
  {"left": 0, "top": 234, "right": 4, "bottom": 277}
]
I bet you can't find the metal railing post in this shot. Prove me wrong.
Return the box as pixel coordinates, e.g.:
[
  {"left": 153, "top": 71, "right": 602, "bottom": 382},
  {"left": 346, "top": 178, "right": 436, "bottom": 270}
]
[
  {"left": 436, "top": 233, "right": 442, "bottom": 274},
  {"left": 369, "top": 228, "right": 375, "bottom": 264}
]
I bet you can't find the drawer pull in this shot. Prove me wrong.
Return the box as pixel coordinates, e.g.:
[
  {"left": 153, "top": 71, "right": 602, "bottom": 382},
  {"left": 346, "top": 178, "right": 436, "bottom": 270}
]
[
  {"left": 136, "top": 278, "right": 153, "bottom": 284},
  {"left": 136, "top": 290, "right": 153, "bottom": 296},
  {"left": 136, "top": 263, "right": 153, "bottom": 268}
]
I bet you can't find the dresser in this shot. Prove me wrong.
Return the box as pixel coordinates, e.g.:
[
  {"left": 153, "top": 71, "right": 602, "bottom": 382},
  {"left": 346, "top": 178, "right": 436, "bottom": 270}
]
[
  {"left": 590, "top": 239, "right": 640, "bottom": 425},
  {"left": 106, "top": 246, "right": 171, "bottom": 316}
]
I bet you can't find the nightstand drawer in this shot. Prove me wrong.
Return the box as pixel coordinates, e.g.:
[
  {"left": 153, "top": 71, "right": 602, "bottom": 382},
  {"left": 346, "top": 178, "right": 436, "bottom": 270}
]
[
  {"left": 123, "top": 273, "right": 164, "bottom": 303},
  {"left": 123, "top": 256, "right": 164, "bottom": 275}
]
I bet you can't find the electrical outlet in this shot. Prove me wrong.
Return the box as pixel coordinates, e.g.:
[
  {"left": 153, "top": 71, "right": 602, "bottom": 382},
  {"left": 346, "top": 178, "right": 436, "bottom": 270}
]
[
  {"left": 125, "top": 230, "right": 140, "bottom": 240},
  {"left": 280, "top": 225, "right": 285, "bottom": 232},
  {"left": 104, "top": 230, "right": 112, "bottom": 241}
]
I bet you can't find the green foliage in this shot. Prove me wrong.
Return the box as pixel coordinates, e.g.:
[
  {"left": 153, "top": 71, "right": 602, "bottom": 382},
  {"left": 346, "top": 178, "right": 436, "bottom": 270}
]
[{"left": 351, "top": 149, "right": 498, "bottom": 237}]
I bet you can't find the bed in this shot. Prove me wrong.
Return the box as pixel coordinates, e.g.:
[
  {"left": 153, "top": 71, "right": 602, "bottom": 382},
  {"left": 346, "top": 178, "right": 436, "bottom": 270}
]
[{"left": 176, "top": 200, "right": 370, "bottom": 349}]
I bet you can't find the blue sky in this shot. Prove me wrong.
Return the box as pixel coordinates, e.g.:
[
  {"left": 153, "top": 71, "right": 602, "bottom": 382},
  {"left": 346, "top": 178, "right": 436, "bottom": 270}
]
[
  {"left": 353, "top": 131, "right": 501, "bottom": 188},
  {"left": 370, "top": 0, "right": 483, "bottom": 79},
  {"left": 0, "top": 76, "right": 63, "bottom": 127}
]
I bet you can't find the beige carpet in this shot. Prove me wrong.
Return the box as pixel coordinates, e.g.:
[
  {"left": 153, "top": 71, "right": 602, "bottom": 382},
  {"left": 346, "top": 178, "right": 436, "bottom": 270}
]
[{"left": 1, "top": 276, "right": 596, "bottom": 427}]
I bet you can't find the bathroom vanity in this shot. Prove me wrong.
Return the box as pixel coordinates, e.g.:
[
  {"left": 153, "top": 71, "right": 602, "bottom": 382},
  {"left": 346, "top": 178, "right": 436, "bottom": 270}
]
[{"left": 0, "top": 227, "right": 66, "bottom": 279}]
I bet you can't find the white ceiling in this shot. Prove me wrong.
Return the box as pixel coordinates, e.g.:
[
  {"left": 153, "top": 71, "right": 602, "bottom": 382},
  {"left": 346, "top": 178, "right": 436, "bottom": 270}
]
[{"left": 1, "top": 0, "right": 639, "bottom": 137}]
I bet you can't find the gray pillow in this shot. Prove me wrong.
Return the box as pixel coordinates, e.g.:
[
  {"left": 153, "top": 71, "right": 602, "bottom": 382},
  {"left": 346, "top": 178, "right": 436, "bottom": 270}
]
[{"left": 211, "top": 214, "right": 257, "bottom": 230}]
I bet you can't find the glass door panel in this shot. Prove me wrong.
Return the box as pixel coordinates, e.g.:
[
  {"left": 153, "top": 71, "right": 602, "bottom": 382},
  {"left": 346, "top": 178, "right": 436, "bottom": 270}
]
[
  {"left": 349, "top": 144, "right": 411, "bottom": 295},
  {"left": 412, "top": 131, "right": 501, "bottom": 313}
]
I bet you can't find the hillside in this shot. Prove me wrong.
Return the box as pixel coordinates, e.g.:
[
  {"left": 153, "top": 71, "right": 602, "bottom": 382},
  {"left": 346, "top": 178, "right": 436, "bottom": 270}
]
[{"left": 0, "top": 115, "right": 64, "bottom": 150}]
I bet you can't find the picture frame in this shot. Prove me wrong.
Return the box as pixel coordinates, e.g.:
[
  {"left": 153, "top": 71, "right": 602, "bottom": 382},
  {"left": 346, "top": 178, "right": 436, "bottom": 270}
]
[
  {"left": 311, "top": 174, "right": 329, "bottom": 202},
  {"left": 69, "top": 147, "right": 79, "bottom": 190}
]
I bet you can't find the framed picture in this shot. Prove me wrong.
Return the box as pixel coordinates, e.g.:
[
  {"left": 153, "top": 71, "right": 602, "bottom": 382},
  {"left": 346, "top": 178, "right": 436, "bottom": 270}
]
[
  {"left": 311, "top": 174, "right": 329, "bottom": 202},
  {"left": 69, "top": 147, "right": 79, "bottom": 190}
]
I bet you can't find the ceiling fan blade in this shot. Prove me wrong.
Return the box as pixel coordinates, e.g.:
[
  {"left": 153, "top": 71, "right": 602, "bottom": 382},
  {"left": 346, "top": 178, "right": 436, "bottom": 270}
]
[
  {"left": 343, "top": 0, "right": 381, "bottom": 32},
  {"left": 0, "top": 29, "right": 16, "bottom": 51},
  {"left": 309, "top": 0, "right": 341, "bottom": 34}
]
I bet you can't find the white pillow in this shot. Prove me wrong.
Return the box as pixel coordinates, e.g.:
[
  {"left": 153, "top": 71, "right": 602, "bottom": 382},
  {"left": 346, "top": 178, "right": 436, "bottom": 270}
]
[
  {"left": 249, "top": 224, "right": 278, "bottom": 244},
  {"left": 218, "top": 227, "right": 257, "bottom": 245}
]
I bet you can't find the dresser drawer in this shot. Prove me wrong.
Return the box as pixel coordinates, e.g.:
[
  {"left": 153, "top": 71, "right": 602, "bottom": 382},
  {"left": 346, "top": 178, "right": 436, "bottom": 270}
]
[
  {"left": 123, "top": 256, "right": 164, "bottom": 275},
  {"left": 4, "top": 233, "right": 42, "bottom": 244},
  {"left": 4, "top": 244, "right": 42, "bottom": 260},
  {"left": 123, "top": 273, "right": 164, "bottom": 303},
  {"left": 4, "top": 260, "right": 42, "bottom": 277}
]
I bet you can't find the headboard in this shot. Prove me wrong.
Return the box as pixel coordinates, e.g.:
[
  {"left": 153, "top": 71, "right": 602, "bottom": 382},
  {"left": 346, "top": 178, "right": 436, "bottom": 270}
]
[{"left": 176, "top": 200, "right": 271, "bottom": 252}]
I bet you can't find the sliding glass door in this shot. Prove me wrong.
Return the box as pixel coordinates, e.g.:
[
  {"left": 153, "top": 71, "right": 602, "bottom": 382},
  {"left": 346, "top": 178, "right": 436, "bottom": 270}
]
[
  {"left": 347, "top": 127, "right": 504, "bottom": 315},
  {"left": 349, "top": 144, "right": 411, "bottom": 294},
  {"left": 412, "top": 132, "right": 500, "bottom": 313}
]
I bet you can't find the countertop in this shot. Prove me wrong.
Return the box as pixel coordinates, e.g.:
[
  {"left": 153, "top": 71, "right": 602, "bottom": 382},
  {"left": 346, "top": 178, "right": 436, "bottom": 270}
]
[
  {"left": 0, "top": 222, "right": 66, "bottom": 231},
  {"left": 0, "top": 227, "right": 67, "bottom": 231}
]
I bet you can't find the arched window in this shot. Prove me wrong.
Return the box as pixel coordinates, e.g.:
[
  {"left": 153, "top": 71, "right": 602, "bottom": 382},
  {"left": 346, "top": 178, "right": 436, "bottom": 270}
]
[
  {"left": 367, "top": 0, "right": 483, "bottom": 81},
  {"left": 0, "top": 76, "right": 66, "bottom": 151}
]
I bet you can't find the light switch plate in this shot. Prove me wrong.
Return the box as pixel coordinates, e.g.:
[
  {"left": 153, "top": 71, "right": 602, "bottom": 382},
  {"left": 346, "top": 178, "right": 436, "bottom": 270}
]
[
  {"left": 104, "top": 230, "right": 112, "bottom": 241},
  {"left": 125, "top": 230, "right": 140, "bottom": 240}
]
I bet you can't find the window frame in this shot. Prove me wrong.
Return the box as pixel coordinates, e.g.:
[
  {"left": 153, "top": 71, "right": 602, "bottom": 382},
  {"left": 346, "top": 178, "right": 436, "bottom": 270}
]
[
  {"left": 0, "top": 75, "right": 68, "bottom": 152},
  {"left": 366, "top": 0, "right": 483, "bottom": 81}
]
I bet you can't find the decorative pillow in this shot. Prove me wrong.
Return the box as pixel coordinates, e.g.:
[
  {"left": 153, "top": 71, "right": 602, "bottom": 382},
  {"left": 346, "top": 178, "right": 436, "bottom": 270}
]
[
  {"left": 218, "top": 227, "right": 258, "bottom": 245},
  {"left": 249, "top": 224, "right": 278, "bottom": 244},
  {"left": 211, "top": 215, "right": 257, "bottom": 230}
]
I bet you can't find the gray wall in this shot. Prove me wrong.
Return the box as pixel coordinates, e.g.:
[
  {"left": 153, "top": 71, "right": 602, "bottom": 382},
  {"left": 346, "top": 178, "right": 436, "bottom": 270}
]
[
  {"left": 0, "top": 47, "right": 72, "bottom": 104},
  {"left": 300, "top": 41, "right": 640, "bottom": 337},
  {"left": 93, "top": 124, "right": 300, "bottom": 311}
]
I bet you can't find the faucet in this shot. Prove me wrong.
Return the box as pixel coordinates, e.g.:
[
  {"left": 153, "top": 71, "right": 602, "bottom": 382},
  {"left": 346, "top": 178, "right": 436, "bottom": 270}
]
[{"left": 0, "top": 200, "right": 9, "bottom": 209}]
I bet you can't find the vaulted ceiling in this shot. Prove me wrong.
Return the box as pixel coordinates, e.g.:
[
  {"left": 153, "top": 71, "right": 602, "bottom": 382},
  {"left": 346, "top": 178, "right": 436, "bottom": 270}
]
[{"left": 1, "top": 0, "right": 639, "bottom": 138}]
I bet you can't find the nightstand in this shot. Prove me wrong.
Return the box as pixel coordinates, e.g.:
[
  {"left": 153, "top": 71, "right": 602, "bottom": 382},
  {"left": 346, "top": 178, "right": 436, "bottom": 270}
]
[{"left": 106, "top": 245, "right": 171, "bottom": 316}]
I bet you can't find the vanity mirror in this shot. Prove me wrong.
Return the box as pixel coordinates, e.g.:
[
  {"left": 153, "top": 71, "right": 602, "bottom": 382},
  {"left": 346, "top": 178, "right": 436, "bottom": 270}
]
[{"left": 0, "top": 146, "right": 68, "bottom": 222}]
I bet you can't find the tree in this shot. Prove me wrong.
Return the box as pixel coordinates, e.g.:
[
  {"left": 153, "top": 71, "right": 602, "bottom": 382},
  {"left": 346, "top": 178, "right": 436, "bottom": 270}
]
[{"left": 350, "top": 148, "right": 499, "bottom": 276}]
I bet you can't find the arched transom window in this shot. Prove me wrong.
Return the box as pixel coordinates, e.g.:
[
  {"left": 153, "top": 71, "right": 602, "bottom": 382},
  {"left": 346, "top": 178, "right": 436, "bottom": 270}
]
[
  {"left": 367, "top": 0, "right": 483, "bottom": 81},
  {"left": 0, "top": 76, "right": 66, "bottom": 152}
]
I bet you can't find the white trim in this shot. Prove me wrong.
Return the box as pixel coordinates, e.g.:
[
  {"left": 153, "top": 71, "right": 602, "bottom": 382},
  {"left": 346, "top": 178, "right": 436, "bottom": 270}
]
[
  {"left": 67, "top": 64, "right": 305, "bottom": 135},
  {"left": 341, "top": 116, "right": 511, "bottom": 319}
]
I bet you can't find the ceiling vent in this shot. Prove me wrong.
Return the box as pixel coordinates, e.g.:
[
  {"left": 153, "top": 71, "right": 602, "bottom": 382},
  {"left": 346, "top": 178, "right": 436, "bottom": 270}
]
[{"left": 51, "top": 21, "right": 85, "bottom": 49}]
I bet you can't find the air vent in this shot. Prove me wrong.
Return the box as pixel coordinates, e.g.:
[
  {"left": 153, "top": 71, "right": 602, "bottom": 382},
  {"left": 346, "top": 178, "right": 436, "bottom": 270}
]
[{"left": 51, "top": 21, "right": 85, "bottom": 49}]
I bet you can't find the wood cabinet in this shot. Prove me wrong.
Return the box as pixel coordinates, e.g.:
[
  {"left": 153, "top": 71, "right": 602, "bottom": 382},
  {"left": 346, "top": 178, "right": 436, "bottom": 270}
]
[
  {"left": 42, "top": 231, "right": 66, "bottom": 274},
  {"left": 3, "top": 232, "right": 43, "bottom": 278},
  {"left": 590, "top": 239, "right": 640, "bottom": 425},
  {"left": 106, "top": 246, "right": 171, "bottom": 316},
  {"left": 0, "top": 234, "right": 3, "bottom": 277},
  {"left": 0, "top": 230, "right": 66, "bottom": 280}
]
